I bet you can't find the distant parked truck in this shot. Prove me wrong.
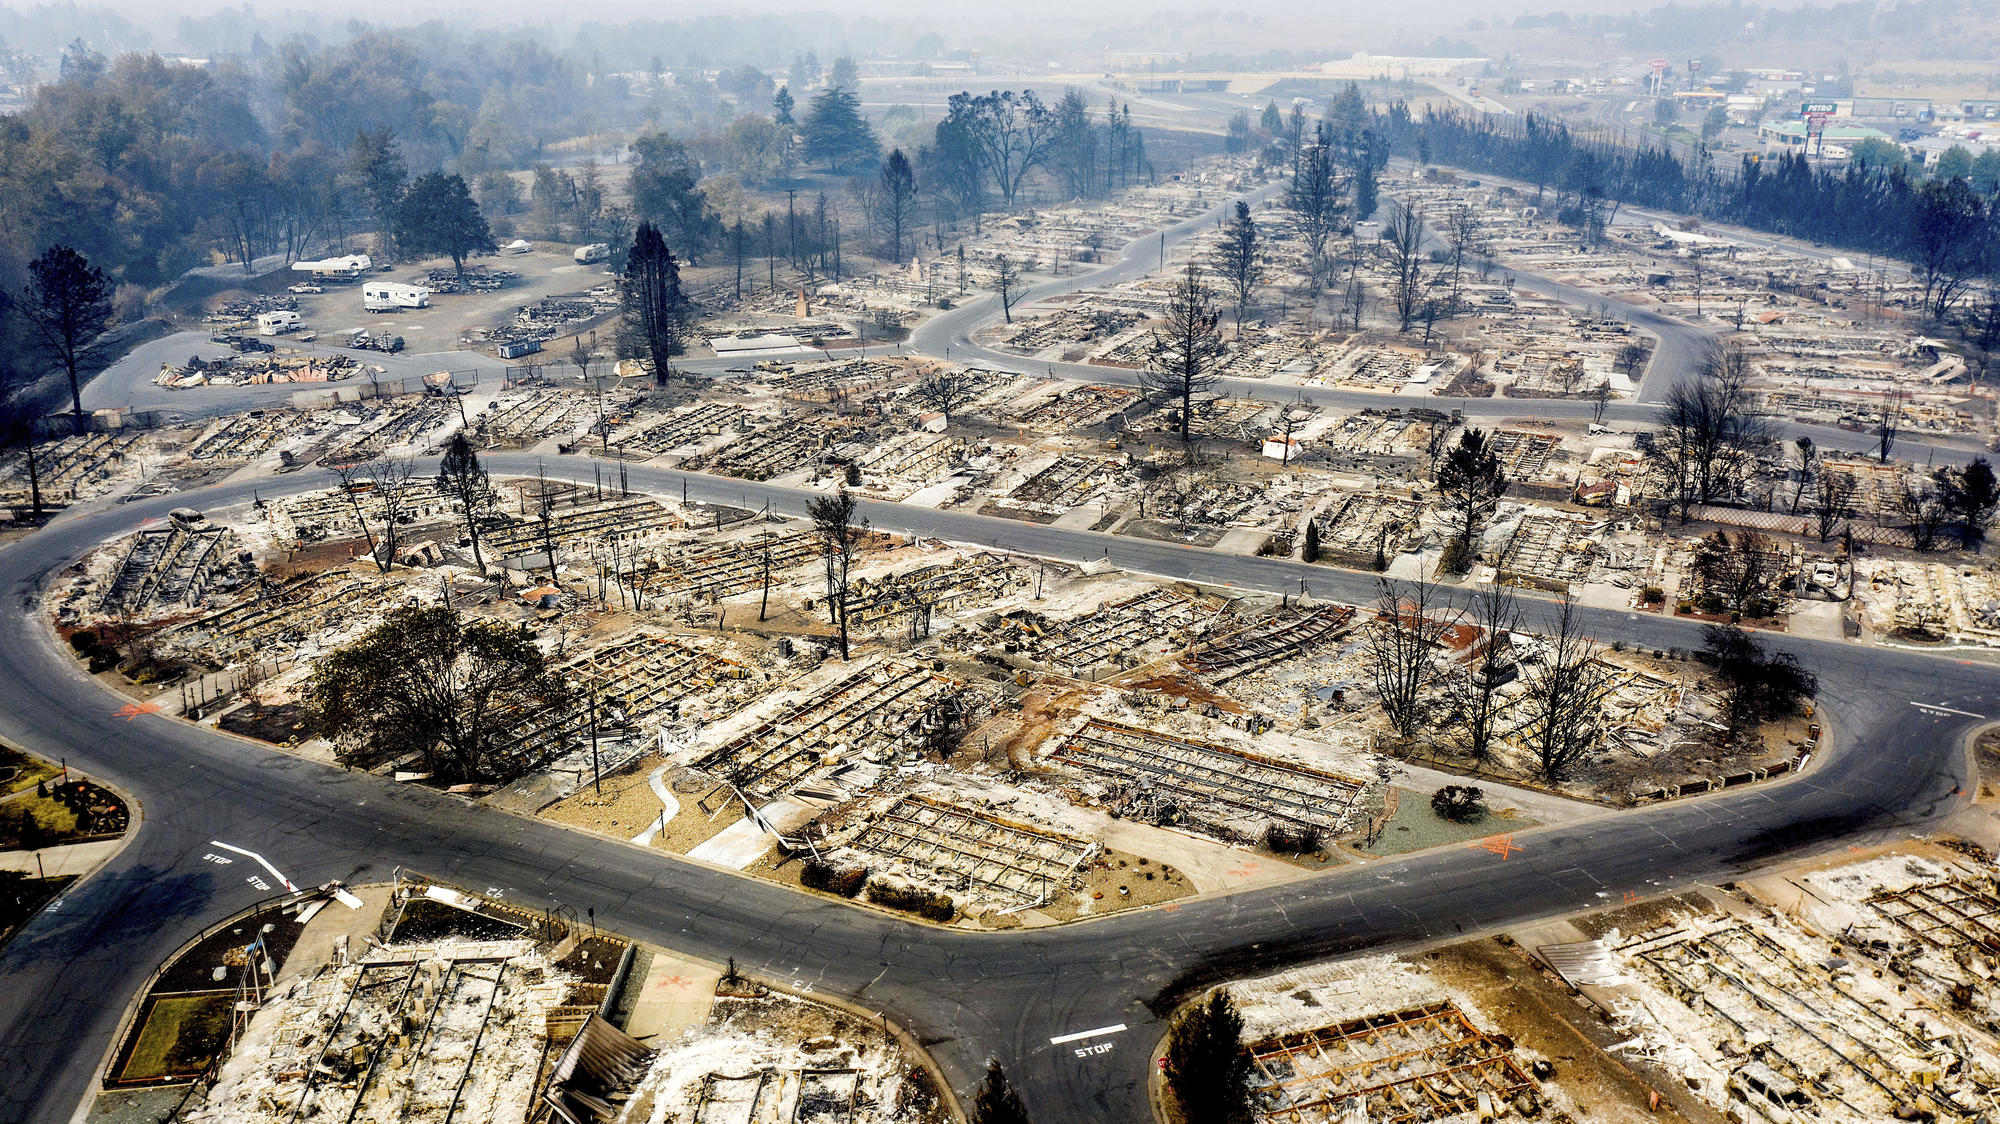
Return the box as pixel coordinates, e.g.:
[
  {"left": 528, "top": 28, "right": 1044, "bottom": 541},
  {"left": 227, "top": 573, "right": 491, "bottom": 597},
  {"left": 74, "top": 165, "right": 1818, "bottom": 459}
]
[
  {"left": 349, "top": 330, "right": 405, "bottom": 354},
  {"left": 256, "top": 310, "right": 302, "bottom": 336},
  {"left": 573, "top": 243, "right": 610, "bottom": 265},
  {"left": 363, "top": 282, "right": 431, "bottom": 312}
]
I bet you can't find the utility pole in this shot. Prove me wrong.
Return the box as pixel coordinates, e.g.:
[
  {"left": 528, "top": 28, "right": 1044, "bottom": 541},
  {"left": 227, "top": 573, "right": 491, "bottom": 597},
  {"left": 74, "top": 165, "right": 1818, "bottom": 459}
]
[{"left": 587, "top": 683, "right": 602, "bottom": 796}]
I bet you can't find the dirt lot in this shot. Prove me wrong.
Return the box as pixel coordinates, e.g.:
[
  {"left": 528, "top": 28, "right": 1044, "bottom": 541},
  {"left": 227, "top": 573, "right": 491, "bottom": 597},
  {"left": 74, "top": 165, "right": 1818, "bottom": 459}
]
[
  {"left": 539, "top": 760, "right": 746, "bottom": 854},
  {"left": 1423, "top": 936, "right": 1718, "bottom": 1124}
]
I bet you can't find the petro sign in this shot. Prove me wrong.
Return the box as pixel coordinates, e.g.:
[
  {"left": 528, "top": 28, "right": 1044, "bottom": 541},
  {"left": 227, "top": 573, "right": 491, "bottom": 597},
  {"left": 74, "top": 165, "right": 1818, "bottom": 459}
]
[{"left": 1801, "top": 101, "right": 1840, "bottom": 115}]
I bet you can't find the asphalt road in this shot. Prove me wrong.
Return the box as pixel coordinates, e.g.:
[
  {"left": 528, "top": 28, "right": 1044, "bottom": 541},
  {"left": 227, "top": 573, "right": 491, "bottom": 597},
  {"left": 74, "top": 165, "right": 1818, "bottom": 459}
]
[
  {"left": 4, "top": 163, "right": 1995, "bottom": 1123},
  {"left": 0, "top": 459, "right": 1995, "bottom": 1124}
]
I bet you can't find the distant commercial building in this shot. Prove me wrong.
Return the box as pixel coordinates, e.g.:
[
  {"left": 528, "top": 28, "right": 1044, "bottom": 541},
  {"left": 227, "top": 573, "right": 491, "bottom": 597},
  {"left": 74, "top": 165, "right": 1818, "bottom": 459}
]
[
  {"left": 1757, "top": 118, "right": 1890, "bottom": 152},
  {"left": 1904, "top": 133, "right": 2000, "bottom": 169}
]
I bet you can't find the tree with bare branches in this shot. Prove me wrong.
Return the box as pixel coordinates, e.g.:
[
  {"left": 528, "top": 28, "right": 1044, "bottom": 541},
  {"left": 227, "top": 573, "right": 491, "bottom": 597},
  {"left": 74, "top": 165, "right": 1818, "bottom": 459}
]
[
  {"left": 1647, "top": 345, "right": 1771, "bottom": 519},
  {"left": 1875, "top": 390, "right": 1904, "bottom": 464},
  {"left": 437, "top": 433, "right": 492, "bottom": 573},
  {"left": 914, "top": 368, "right": 977, "bottom": 427},
  {"left": 1521, "top": 596, "right": 1613, "bottom": 781},
  {"left": 1446, "top": 582, "right": 1520, "bottom": 762},
  {"left": 990, "top": 254, "right": 1024, "bottom": 323},
  {"left": 1366, "top": 576, "right": 1459, "bottom": 738},
  {"left": 327, "top": 456, "right": 416, "bottom": 573},
  {"left": 1382, "top": 203, "right": 1442, "bottom": 333},
  {"left": 808, "top": 488, "right": 868, "bottom": 659},
  {"left": 1811, "top": 468, "right": 1858, "bottom": 543}
]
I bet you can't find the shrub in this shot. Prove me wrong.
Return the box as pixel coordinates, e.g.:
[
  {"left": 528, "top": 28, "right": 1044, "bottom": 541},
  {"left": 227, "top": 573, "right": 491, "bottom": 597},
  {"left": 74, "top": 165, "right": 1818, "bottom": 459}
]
[
  {"left": 1263, "top": 823, "right": 1324, "bottom": 853},
  {"left": 866, "top": 879, "right": 956, "bottom": 922},
  {"left": 800, "top": 860, "right": 868, "bottom": 897},
  {"left": 68, "top": 630, "right": 98, "bottom": 653},
  {"left": 1437, "top": 537, "right": 1474, "bottom": 575},
  {"left": 844, "top": 462, "right": 862, "bottom": 486},
  {"left": 1431, "top": 785, "right": 1486, "bottom": 822},
  {"left": 1640, "top": 585, "right": 1666, "bottom": 605}
]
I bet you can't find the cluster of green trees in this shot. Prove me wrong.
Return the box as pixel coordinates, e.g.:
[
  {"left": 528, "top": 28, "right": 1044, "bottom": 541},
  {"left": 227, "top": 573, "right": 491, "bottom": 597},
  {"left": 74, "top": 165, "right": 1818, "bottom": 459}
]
[
  {"left": 0, "top": 29, "right": 614, "bottom": 289},
  {"left": 1401, "top": 105, "right": 2000, "bottom": 324}
]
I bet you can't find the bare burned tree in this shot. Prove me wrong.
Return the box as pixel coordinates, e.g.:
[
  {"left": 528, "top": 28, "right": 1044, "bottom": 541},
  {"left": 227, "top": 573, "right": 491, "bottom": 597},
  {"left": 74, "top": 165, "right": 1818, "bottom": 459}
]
[
  {"left": 1588, "top": 381, "right": 1613, "bottom": 425},
  {"left": 1876, "top": 389, "right": 1904, "bottom": 464},
  {"left": 1902, "top": 476, "right": 1952, "bottom": 552},
  {"left": 1690, "top": 530, "right": 1777, "bottom": 614},
  {"left": 1788, "top": 436, "right": 1819, "bottom": 513},
  {"left": 437, "top": 433, "right": 492, "bottom": 573},
  {"left": 914, "top": 367, "right": 977, "bottom": 427},
  {"left": 1521, "top": 596, "right": 1613, "bottom": 781},
  {"left": 1382, "top": 203, "right": 1442, "bottom": 333},
  {"left": 990, "top": 254, "right": 1024, "bottom": 324},
  {"left": 1366, "top": 576, "right": 1459, "bottom": 738},
  {"left": 1648, "top": 345, "right": 1771, "bottom": 519},
  {"left": 1446, "top": 582, "right": 1520, "bottom": 762},
  {"left": 1442, "top": 198, "right": 1486, "bottom": 311},
  {"left": 808, "top": 488, "right": 868, "bottom": 659},
  {"left": 1142, "top": 262, "right": 1225, "bottom": 462},
  {"left": 372, "top": 455, "right": 419, "bottom": 570},
  {"left": 1812, "top": 468, "right": 1859, "bottom": 543},
  {"left": 536, "top": 492, "right": 562, "bottom": 587},
  {"left": 327, "top": 457, "right": 414, "bottom": 573}
]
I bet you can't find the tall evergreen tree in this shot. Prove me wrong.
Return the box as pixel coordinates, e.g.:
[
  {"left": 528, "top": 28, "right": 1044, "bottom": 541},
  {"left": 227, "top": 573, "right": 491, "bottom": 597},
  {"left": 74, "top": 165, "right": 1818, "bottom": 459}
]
[
  {"left": 1142, "top": 262, "right": 1224, "bottom": 460},
  {"left": 870, "top": 149, "right": 920, "bottom": 261},
  {"left": 1212, "top": 200, "right": 1260, "bottom": 324},
  {"left": 1435, "top": 428, "right": 1509, "bottom": 572},
  {"left": 1165, "top": 992, "right": 1250, "bottom": 1124},
  {"left": 969, "top": 1060, "right": 1030, "bottom": 1124},
  {"left": 346, "top": 126, "right": 408, "bottom": 253},
  {"left": 801, "top": 86, "right": 878, "bottom": 173},
  {"left": 621, "top": 222, "right": 691, "bottom": 387},
  {"left": 21, "top": 244, "right": 112, "bottom": 434}
]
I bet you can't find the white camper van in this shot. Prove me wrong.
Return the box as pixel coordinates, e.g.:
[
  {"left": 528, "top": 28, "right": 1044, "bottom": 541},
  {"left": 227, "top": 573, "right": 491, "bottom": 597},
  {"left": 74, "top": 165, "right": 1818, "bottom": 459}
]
[
  {"left": 256, "top": 310, "right": 303, "bottom": 336},
  {"left": 363, "top": 282, "right": 431, "bottom": 312},
  {"left": 573, "top": 243, "right": 610, "bottom": 265}
]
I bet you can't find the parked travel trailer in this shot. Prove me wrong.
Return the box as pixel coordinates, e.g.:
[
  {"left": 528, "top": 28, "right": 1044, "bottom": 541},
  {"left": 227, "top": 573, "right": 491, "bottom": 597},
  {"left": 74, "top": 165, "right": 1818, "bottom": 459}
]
[
  {"left": 363, "top": 282, "right": 431, "bottom": 312},
  {"left": 291, "top": 253, "right": 372, "bottom": 281},
  {"left": 255, "top": 311, "right": 303, "bottom": 336}
]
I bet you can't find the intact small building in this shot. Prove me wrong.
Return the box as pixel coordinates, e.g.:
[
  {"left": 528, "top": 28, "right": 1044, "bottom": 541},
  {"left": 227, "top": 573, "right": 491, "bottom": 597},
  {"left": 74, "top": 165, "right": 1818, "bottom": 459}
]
[
  {"left": 1904, "top": 134, "right": 2000, "bottom": 169},
  {"left": 1757, "top": 118, "right": 1889, "bottom": 152}
]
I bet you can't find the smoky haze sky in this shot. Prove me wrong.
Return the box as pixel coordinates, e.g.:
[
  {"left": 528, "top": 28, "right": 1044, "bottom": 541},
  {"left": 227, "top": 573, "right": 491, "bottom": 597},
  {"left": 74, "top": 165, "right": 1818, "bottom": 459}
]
[{"left": 41, "top": 0, "right": 1753, "bottom": 48}]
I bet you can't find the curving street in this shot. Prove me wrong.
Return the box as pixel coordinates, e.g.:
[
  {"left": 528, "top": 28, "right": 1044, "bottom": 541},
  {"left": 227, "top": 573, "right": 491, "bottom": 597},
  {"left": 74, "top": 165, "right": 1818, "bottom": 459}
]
[{"left": 1, "top": 174, "right": 1997, "bottom": 1124}]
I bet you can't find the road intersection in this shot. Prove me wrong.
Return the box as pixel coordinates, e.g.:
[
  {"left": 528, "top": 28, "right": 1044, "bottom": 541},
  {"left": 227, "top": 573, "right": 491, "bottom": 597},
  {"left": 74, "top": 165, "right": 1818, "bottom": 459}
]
[{"left": 1, "top": 176, "right": 1996, "bottom": 1124}]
